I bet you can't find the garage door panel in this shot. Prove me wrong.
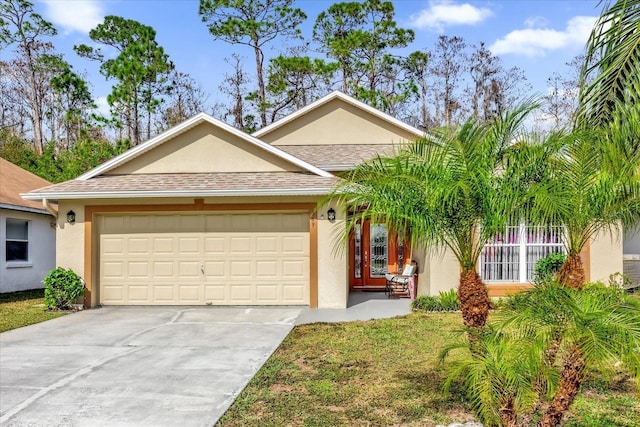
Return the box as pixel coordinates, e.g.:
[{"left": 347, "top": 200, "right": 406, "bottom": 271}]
[
  {"left": 102, "top": 237, "right": 124, "bottom": 254},
  {"left": 229, "top": 236, "right": 252, "bottom": 254},
  {"left": 230, "top": 284, "right": 252, "bottom": 302},
  {"left": 152, "top": 237, "right": 174, "bottom": 253},
  {"left": 128, "top": 285, "right": 150, "bottom": 303},
  {"left": 152, "top": 261, "right": 174, "bottom": 278},
  {"left": 283, "top": 284, "right": 305, "bottom": 302},
  {"left": 204, "top": 260, "right": 225, "bottom": 277},
  {"left": 204, "top": 285, "right": 225, "bottom": 301},
  {"left": 256, "top": 284, "right": 278, "bottom": 302},
  {"left": 99, "top": 213, "right": 310, "bottom": 306},
  {"left": 178, "top": 261, "right": 200, "bottom": 278},
  {"left": 179, "top": 285, "right": 201, "bottom": 302},
  {"left": 153, "top": 285, "right": 175, "bottom": 302},
  {"left": 102, "top": 286, "right": 124, "bottom": 303},
  {"left": 282, "top": 236, "right": 307, "bottom": 255},
  {"left": 179, "top": 237, "right": 201, "bottom": 253},
  {"left": 204, "top": 236, "right": 225, "bottom": 254}
]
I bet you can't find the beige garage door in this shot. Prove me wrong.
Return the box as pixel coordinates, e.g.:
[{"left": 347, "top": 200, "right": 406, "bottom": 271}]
[{"left": 98, "top": 213, "right": 309, "bottom": 305}]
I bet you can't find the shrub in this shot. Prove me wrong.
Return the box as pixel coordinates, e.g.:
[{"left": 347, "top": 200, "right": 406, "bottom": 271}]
[
  {"left": 411, "top": 289, "right": 459, "bottom": 312},
  {"left": 43, "top": 267, "right": 85, "bottom": 310},
  {"left": 533, "top": 252, "right": 566, "bottom": 283}
]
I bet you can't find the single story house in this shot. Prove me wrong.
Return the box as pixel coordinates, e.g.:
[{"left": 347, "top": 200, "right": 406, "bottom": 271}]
[
  {"left": 22, "top": 92, "right": 622, "bottom": 308},
  {"left": 1, "top": 158, "right": 56, "bottom": 293}
]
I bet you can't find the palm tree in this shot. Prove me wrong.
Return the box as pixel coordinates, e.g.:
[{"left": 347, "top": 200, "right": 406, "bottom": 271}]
[
  {"left": 443, "top": 282, "right": 640, "bottom": 427},
  {"left": 524, "top": 103, "right": 640, "bottom": 289},
  {"left": 577, "top": 0, "right": 640, "bottom": 128},
  {"left": 331, "top": 104, "right": 536, "bottom": 329}
]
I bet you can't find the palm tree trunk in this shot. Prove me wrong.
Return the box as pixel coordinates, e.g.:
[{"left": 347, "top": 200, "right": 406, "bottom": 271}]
[
  {"left": 500, "top": 397, "right": 519, "bottom": 427},
  {"left": 457, "top": 269, "right": 491, "bottom": 329},
  {"left": 558, "top": 254, "right": 585, "bottom": 289},
  {"left": 538, "top": 346, "right": 586, "bottom": 427}
]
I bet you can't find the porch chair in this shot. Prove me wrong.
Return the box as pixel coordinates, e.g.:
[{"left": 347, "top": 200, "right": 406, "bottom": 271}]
[{"left": 385, "top": 262, "right": 417, "bottom": 298}]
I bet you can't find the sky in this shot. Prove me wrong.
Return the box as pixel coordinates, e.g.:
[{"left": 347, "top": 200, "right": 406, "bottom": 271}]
[{"left": 3, "top": 0, "right": 605, "bottom": 117}]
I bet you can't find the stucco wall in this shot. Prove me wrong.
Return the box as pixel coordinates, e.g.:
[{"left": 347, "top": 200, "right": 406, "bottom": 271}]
[
  {"left": 589, "top": 229, "right": 624, "bottom": 283},
  {"left": 55, "top": 201, "right": 86, "bottom": 279},
  {"left": 317, "top": 216, "right": 348, "bottom": 308},
  {"left": 260, "top": 99, "right": 419, "bottom": 146},
  {"left": 1, "top": 209, "right": 55, "bottom": 292},
  {"left": 107, "top": 122, "right": 300, "bottom": 175}
]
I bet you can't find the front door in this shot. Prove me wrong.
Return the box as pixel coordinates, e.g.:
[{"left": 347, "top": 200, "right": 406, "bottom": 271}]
[{"left": 349, "top": 220, "right": 404, "bottom": 289}]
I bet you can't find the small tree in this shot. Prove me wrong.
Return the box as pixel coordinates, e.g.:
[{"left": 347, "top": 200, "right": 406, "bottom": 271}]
[{"left": 443, "top": 281, "right": 640, "bottom": 427}]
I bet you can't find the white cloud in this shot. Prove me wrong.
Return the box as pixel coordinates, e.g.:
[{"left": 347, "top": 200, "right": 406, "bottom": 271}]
[
  {"left": 409, "top": 0, "right": 493, "bottom": 32},
  {"left": 490, "top": 16, "right": 597, "bottom": 57},
  {"left": 42, "top": 0, "right": 104, "bottom": 35},
  {"left": 93, "top": 96, "right": 111, "bottom": 118}
]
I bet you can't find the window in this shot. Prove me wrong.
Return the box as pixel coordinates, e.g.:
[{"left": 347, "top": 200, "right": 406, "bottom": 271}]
[
  {"left": 480, "top": 224, "right": 565, "bottom": 282},
  {"left": 6, "top": 219, "right": 29, "bottom": 262}
]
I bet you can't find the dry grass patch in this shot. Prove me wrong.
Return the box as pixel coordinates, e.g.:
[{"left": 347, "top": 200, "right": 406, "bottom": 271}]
[{"left": 217, "top": 312, "right": 639, "bottom": 426}]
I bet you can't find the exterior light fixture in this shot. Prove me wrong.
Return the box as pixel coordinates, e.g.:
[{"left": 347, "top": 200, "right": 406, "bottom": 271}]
[
  {"left": 327, "top": 207, "right": 336, "bottom": 222},
  {"left": 66, "top": 210, "right": 76, "bottom": 224}
]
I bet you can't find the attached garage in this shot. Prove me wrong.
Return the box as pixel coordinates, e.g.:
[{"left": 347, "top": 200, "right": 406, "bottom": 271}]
[{"left": 97, "top": 212, "right": 310, "bottom": 305}]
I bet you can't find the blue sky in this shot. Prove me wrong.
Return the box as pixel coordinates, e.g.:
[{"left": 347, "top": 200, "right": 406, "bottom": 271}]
[{"left": 16, "top": 1, "right": 603, "bottom": 114}]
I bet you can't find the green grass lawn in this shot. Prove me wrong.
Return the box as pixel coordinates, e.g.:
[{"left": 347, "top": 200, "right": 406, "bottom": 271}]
[
  {"left": 217, "top": 312, "right": 640, "bottom": 427},
  {"left": 0, "top": 289, "right": 66, "bottom": 333}
]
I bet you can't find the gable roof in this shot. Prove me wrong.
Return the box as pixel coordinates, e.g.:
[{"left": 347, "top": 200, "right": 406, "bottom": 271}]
[
  {"left": 0, "top": 158, "right": 53, "bottom": 214},
  {"left": 253, "top": 91, "right": 425, "bottom": 140},
  {"left": 77, "top": 112, "right": 333, "bottom": 180}
]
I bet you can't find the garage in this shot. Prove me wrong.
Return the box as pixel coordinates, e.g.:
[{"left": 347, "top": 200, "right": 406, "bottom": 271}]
[{"left": 97, "top": 212, "right": 310, "bottom": 305}]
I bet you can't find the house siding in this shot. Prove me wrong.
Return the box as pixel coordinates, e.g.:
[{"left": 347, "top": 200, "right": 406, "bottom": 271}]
[{"left": 1, "top": 209, "right": 55, "bottom": 292}]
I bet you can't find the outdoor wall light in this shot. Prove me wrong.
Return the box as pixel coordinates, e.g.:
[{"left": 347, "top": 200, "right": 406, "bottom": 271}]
[
  {"left": 327, "top": 207, "right": 336, "bottom": 222},
  {"left": 66, "top": 210, "right": 76, "bottom": 224}
]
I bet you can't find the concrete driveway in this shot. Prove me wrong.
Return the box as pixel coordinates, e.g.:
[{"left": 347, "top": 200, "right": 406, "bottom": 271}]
[{"left": 0, "top": 306, "right": 301, "bottom": 427}]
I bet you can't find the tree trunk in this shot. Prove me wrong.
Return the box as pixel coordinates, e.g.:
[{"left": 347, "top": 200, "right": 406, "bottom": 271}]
[
  {"left": 558, "top": 254, "right": 585, "bottom": 289},
  {"left": 457, "top": 269, "right": 491, "bottom": 329},
  {"left": 538, "top": 347, "right": 586, "bottom": 427},
  {"left": 252, "top": 42, "right": 267, "bottom": 128},
  {"left": 499, "top": 397, "right": 519, "bottom": 427}
]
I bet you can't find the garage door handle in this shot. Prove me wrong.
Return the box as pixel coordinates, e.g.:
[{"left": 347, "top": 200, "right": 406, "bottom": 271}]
[{"left": 200, "top": 263, "right": 205, "bottom": 274}]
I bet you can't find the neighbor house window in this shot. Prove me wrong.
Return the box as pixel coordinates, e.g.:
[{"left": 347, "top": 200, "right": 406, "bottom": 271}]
[
  {"left": 480, "top": 224, "right": 565, "bottom": 283},
  {"left": 6, "top": 219, "right": 29, "bottom": 262}
]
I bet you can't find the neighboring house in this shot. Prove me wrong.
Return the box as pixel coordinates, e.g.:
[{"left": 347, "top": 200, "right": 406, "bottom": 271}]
[
  {"left": 22, "top": 92, "right": 623, "bottom": 308},
  {"left": 1, "top": 158, "right": 56, "bottom": 293}
]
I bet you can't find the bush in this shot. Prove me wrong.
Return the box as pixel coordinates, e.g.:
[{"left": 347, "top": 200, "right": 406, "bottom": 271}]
[
  {"left": 534, "top": 252, "right": 566, "bottom": 282},
  {"left": 411, "top": 289, "right": 459, "bottom": 312},
  {"left": 43, "top": 267, "right": 85, "bottom": 310}
]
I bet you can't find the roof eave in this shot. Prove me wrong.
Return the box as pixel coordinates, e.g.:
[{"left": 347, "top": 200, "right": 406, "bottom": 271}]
[
  {"left": 0, "top": 202, "right": 53, "bottom": 216},
  {"left": 21, "top": 188, "right": 334, "bottom": 201}
]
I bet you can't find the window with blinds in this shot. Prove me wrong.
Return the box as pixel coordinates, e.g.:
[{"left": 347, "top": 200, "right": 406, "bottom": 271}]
[{"left": 480, "top": 224, "right": 565, "bottom": 283}]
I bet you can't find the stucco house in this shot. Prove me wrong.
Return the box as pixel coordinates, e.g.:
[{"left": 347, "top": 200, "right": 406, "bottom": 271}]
[
  {"left": 1, "top": 158, "right": 56, "bottom": 293},
  {"left": 22, "top": 92, "right": 623, "bottom": 308}
]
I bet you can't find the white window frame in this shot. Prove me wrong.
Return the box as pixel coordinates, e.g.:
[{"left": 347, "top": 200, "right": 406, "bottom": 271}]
[
  {"left": 480, "top": 223, "right": 566, "bottom": 283},
  {"left": 5, "top": 218, "right": 31, "bottom": 266}
]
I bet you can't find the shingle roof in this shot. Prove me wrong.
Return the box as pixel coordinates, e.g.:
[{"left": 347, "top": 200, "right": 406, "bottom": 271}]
[
  {"left": 0, "top": 158, "right": 53, "bottom": 213},
  {"left": 24, "top": 172, "right": 339, "bottom": 200},
  {"left": 277, "top": 144, "right": 398, "bottom": 170}
]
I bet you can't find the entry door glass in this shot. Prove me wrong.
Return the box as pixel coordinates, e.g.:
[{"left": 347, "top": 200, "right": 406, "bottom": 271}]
[
  {"left": 354, "top": 223, "right": 362, "bottom": 279},
  {"left": 369, "top": 223, "right": 388, "bottom": 277}
]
